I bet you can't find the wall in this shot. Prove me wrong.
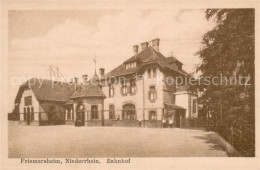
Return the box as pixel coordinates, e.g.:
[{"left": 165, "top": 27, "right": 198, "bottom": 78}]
[
  {"left": 103, "top": 68, "right": 164, "bottom": 121},
  {"left": 175, "top": 92, "right": 189, "bottom": 117},
  {"left": 70, "top": 97, "right": 104, "bottom": 121},
  {"left": 18, "top": 88, "right": 40, "bottom": 121},
  {"left": 39, "top": 100, "right": 66, "bottom": 124},
  {"left": 162, "top": 74, "right": 176, "bottom": 105},
  {"left": 175, "top": 92, "right": 198, "bottom": 118},
  {"left": 190, "top": 94, "right": 198, "bottom": 118}
]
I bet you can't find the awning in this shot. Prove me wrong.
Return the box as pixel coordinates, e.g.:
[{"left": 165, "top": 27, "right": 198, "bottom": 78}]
[
  {"left": 164, "top": 103, "right": 186, "bottom": 110},
  {"left": 65, "top": 100, "right": 74, "bottom": 105}
]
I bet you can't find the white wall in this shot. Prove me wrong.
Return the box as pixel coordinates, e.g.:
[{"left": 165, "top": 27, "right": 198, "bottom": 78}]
[
  {"left": 190, "top": 94, "right": 198, "bottom": 118},
  {"left": 18, "top": 88, "right": 40, "bottom": 121},
  {"left": 175, "top": 92, "right": 198, "bottom": 118},
  {"left": 175, "top": 93, "right": 189, "bottom": 118},
  {"left": 103, "top": 68, "right": 164, "bottom": 120}
]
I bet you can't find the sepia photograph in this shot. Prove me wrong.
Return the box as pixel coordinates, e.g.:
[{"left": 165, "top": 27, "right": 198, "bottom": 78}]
[{"left": 1, "top": 0, "right": 259, "bottom": 169}]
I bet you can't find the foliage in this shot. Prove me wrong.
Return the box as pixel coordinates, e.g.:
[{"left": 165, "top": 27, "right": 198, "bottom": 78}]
[{"left": 195, "top": 9, "right": 255, "bottom": 156}]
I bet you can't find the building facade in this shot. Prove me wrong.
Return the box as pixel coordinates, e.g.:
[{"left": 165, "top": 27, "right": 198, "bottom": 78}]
[{"left": 13, "top": 38, "right": 198, "bottom": 128}]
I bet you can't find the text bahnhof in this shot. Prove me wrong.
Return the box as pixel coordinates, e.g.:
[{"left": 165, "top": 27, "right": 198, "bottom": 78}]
[{"left": 20, "top": 158, "right": 131, "bottom": 164}]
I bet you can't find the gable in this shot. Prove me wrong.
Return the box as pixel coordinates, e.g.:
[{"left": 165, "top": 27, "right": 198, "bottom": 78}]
[
  {"left": 106, "top": 47, "right": 189, "bottom": 78},
  {"left": 15, "top": 78, "right": 75, "bottom": 103}
]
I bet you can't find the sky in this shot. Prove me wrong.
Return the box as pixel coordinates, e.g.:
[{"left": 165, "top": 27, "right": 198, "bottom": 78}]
[{"left": 8, "top": 9, "right": 216, "bottom": 112}]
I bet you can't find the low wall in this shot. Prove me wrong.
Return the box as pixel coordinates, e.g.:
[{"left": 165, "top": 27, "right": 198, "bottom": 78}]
[
  {"left": 181, "top": 118, "right": 206, "bottom": 129},
  {"left": 87, "top": 120, "right": 141, "bottom": 127},
  {"left": 30, "top": 121, "right": 40, "bottom": 126},
  {"left": 143, "top": 120, "right": 162, "bottom": 128},
  {"left": 85, "top": 120, "right": 103, "bottom": 126},
  {"left": 65, "top": 120, "right": 74, "bottom": 125},
  {"left": 110, "top": 120, "right": 140, "bottom": 127},
  {"left": 16, "top": 121, "right": 40, "bottom": 126},
  {"left": 18, "top": 121, "right": 26, "bottom": 126}
]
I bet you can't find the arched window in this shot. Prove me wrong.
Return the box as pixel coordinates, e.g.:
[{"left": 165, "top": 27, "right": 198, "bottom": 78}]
[
  {"left": 31, "top": 107, "right": 34, "bottom": 121},
  {"left": 149, "top": 110, "right": 157, "bottom": 120},
  {"left": 122, "top": 104, "right": 135, "bottom": 120},
  {"left": 91, "top": 105, "right": 98, "bottom": 119},
  {"left": 109, "top": 84, "right": 114, "bottom": 97},
  {"left": 67, "top": 109, "right": 71, "bottom": 120},
  {"left": 109, "top": 104, "right": 115, "bottom": 119},
  {"left": 153, "top": 68, "right": 157, "bottom": 78},
  {"left": 147, "top": 69, "right": 151, "bottom": 78},
  {"left": 149, "top": 86, "right": 157, "bottom": 102}
]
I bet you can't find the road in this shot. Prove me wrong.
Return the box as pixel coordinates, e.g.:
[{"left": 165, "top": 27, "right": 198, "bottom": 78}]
[{"left": 8, "top": 122, "right": 239, "bottom": 158}]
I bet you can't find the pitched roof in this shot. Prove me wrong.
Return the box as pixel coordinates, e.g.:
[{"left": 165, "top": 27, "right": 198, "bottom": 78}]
[
  {"left": 70, "top": 84, "right": 106, "bottom": 99},
  {"left": 106, "top": 47, "right": 189, "bottom": 77},
  {"left": 166, "top": 56, "right": 182, "bottom": 65},
  {"left": 15, "top": 78, "right": 75, "bottom": 103}
]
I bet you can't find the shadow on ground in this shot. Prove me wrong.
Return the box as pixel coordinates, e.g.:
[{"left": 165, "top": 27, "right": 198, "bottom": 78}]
[{"left": 192, "top": 131, "right": 241, "bottom": 157}]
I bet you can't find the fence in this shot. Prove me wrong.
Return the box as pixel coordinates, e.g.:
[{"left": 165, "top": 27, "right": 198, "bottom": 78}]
[
  {"left": 216, "top": 123, "right": 255, "bottom": 157},
  {"left": 19, "top": 112, "right": 66, "bottom": 126}
]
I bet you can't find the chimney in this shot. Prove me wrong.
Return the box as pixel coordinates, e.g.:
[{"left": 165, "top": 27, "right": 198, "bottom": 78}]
[
  {"left": 82, "top": 75, "right": 88, "bottom": 84},
  {"left": 141, "top": 42, "right": 149, "bottom": 51},
  {"left": 99, "top": 68, "right": 105, "bottom": 77},
  {"left": 74, "top": 77, "right": 78, "bottom": 91},
  {"left": 133, "top": 45, "right": 138, "bottom": 55},
  {"left": 151, "top": 38, "right": 160, "bottom": 52}
]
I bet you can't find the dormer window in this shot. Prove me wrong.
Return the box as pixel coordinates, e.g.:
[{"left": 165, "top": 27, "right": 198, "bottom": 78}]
[{"left": 125, "top": 62, "right": 136, "bottom": 70}]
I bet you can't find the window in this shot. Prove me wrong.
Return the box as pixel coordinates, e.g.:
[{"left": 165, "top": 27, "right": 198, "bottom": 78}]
[
  {"left": 149, "top": 86, "right": 157, "bottom": 102},
  {"left": 67, "top": 109, "right": 72, "bottom": 120},
  {"left": 109, "top": 84, "right": 114, "bottom": 97},
  {"left": 125, "top": 62, "right": 136, "bottom": 70},
  {"left": 121, "top": 80, "right": 127, "bottom": 96},
  {"left": 109, "top": 104, "right": 115, "bottom": 119},
  {"left": 91, "top": 105, "right": 98, "bottom": 119},
  {"left": 24, "top": 96, "right": 32, "bottom": 106},
  {"left": 122, "top": 104, "right": 135, "bottom": 120},
  {"left": 153, "top": 68, "right": 157, "bottom": 78},
  {"left": 147, "top": 69, "right": 151, "bottom": 78},
  {"left": 129, "top": 79, "right": 136, "bottom": 95},
  {"left": 31, "top": 107, "right": 34, "bottom": 121},
  {"left": 149, "top": 111, "right": 157, "bottom": 120},
  {"left": 193, "top": 99, "right": 197, "bottom": 113}
]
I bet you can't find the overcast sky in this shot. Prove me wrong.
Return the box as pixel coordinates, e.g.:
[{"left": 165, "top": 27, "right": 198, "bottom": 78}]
[{"left": 8, "top": 9, "right": 215, "bottom": 111}]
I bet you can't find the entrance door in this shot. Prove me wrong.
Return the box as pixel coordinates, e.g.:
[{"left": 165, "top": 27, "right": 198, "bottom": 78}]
[
  {"left": 76, "top": 103, "right": 85, "bottom": 126},
  {"left": 175, "top": 112, "right": 181, "bottom": 127},
  {"left": 122, "top": 104, "right": 135, "bottom": 120},
  {"left": 26, "top": 107, "right": 31, "bottom": 125}
]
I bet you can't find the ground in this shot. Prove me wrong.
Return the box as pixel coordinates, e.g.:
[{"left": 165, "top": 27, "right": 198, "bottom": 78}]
[{"left": 8, "top": 122, "right": 239, "bottom": 158}]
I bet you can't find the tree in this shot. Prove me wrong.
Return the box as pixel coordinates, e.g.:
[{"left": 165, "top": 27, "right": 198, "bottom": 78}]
[{"left": 196, "top": 9, "right": 255, "bottom": 155}]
